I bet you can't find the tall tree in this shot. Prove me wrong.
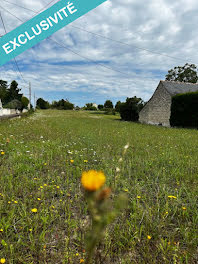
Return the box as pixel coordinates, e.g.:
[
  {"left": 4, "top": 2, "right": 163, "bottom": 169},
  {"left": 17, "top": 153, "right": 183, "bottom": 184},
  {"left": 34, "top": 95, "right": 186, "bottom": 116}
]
[
  {"left": 8, "top": 80, "right": 22, "bottom": 101},
  {"left": 0, "top": 80, "right": 9, "bottom": 105},
  {"left": 165, "top": 63, "right": 198, "bottom": 83}
]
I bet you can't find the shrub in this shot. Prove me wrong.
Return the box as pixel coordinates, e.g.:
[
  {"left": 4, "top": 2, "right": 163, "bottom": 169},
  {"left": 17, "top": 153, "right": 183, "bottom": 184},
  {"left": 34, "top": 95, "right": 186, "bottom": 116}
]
[
  {"left": 170, "top": 92, "right": 198, "bottom": 128},
  {"left": 84, "top": 103, "right": 97, "bottom": 111},
  {"left": 51, "top": 99, "right": 74, "bottom": 110},
  {"left": 21, "top": 97, "right": 29, "bottom": 110},
  {"left": 98, "top": 104, "right": 103, "bottom": 110},
  {"left": 36, "top": 98, "right": 50, "bottom": 109},
  {"left": 120, "top": 97, "right": 144, "bottom": 121},
  {"left": 104, "top": 100, "right": 113, "bottom": 109},
  {"left": 5, "top": 99, "right": 22, "bottom": 111}
]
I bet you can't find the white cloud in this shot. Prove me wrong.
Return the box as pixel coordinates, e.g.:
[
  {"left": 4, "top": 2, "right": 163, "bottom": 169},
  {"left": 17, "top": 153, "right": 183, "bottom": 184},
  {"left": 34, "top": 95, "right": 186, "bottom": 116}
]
[{"left": 1, "top": 0, "right": 198, "bottom": 106}]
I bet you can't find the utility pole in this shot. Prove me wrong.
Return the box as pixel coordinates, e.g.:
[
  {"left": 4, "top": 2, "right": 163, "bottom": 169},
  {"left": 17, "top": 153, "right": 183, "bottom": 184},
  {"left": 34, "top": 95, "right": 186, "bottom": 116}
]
[
  {"left": 34, "top": 93, "right": 36, "bottom": 109},
  {"left": 28, "top": 82, "right": 31, "bottom": 110}
]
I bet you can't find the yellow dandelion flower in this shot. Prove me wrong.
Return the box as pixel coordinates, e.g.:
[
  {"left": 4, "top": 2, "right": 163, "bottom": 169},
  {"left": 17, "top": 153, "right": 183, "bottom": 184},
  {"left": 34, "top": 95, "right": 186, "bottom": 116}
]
[
  {"left": 29, "top": 229, "right": 32, "bottom": 232},
  {"left": 56, "top": 186, "right": 60, "bottom": 189},
  {"left": 81, "top": 170, "right": 106, "bottom": 191},
  {"left": 34, "top": 177, "right": 37, "bottom": 180},
  {"left": 0, "top": 229, "right": 3, "bottom": 232},
  {"left": 37, "top": 198, "right": 41, "bottom": 201},
  {"left": 14, "top": 201, "right": 18, "bottom": 204},
  {"left": 44, "top": 163, "right": 47, "bottom": 166},
  {"left": 124, "top": 188, "right": 128, "bottom": 192},
  {"left": 44, "top": 184, "right": 47, "bottom": 187},
  {"left": 84, "top": 160, "right": 88, "bottom": 163},
  {"left": 0, "top": 258, "right": 6, "bottom": 263},
  {"left": 147, "top": 235, "right": 152, "bottom": 240},
  {"left": 165, "top": 211, "right": 168, "bottom": 215},
  {"left": 76, "top": 253, "right": 79, "bottom": 256},
  {"left": 182, "top": 207, "right": 186, "bottom": 210},
  {"left": 70, "top": 160, "right": 74, "bottom": 163},
  {"left": 137, "top": 196, "right": 141, "bottom": 199},
  {"left": 8, "top": 201, "right": 11, "bottom": 204},
  {"left": 168, "top": 196, "right": 177, "bottom": 199},
  {"left": 1, "top": 152, "right": 5, "bottom": 155},
  {"left": 31, "top": 208, "right": 38, "bottom": 213},
  {"left": 80, "top": 259, "right": 84, "bottom": 263}
]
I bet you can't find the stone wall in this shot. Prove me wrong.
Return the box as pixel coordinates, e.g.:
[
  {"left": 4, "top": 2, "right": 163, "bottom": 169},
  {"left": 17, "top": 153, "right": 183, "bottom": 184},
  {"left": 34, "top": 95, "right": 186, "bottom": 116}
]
[{"left": 139, "top": 82, "right": 172, "bottom": 127}]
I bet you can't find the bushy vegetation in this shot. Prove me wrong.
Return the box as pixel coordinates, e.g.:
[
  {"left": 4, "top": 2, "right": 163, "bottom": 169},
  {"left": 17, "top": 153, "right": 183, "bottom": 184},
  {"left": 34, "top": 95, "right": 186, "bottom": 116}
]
[
  {"left": 84, "top": 103, "right": 97, "bottom": 111},
  {"left": 104, "top": 100, "right": 113, "bottom": 109},
  {"left": 36, "top": 98, "right": 50, "bottom": 109},
  {"left": 170, "top": 92, "right": 198, "bottom": 128},
  {"left": 0, "top": 79, "right": 29, "bottom": 111},
  {"left": 0, "top": 110, "right": 197, "bottom": 263},
  {"left": 119, "top": 96, "right": 144, "bottom": 121},
  {"left": 51, "top": 99, "right": 74, "bottom": 110},
  {"left": 36, "top": 99, "right": 74, "bottom": 110}
]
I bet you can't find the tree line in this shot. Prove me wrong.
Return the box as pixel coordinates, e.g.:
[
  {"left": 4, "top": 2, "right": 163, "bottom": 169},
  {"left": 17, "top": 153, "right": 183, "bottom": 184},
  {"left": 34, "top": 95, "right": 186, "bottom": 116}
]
[{"left": 36, "top": 97, "right": 145, "bottom": 122}]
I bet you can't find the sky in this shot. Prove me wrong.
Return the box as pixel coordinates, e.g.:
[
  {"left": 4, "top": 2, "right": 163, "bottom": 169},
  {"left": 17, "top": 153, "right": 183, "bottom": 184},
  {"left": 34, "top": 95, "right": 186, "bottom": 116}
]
[{"left": 1, "top": 0, "right": 198, "bottom": 107}]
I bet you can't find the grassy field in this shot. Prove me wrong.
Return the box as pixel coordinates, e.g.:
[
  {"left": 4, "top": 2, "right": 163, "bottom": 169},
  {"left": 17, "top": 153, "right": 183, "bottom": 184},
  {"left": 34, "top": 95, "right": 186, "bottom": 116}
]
[{"left": 0, "top": 110, "right": 197, "bottom": 264}]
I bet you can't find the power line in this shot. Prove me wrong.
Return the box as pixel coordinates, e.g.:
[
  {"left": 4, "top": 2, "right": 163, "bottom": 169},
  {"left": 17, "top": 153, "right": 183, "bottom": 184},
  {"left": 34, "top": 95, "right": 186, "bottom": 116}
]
[
  {"left": 0, "top": 4, "right": 23, "bottom": 22},
  {"left": 0, "top": 10, "right": 28, "bottom": 85},
  {"left": 34, "top": 0, "right": 58, "bottom": 15},
  {"left": 0, "top": 0, "right": 195, "bottom": 64},
  {"left": 1, "top": 0, "right": 37, "bottom": 13},
  {"left": 68, "top": 25, "right": 187, "bottom": 64},
  {"left": 49, "top": 37, "right": 131, "bottom": 77},
  {"left": 0, "top": 5, "right": 133, "bottom": 78}
]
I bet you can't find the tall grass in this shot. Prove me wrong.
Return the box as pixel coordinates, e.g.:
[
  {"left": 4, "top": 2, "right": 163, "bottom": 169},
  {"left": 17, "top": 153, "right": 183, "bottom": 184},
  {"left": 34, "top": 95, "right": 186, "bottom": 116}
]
[{"left": 0, "top": 110, "right": 197, "bottom": 263}]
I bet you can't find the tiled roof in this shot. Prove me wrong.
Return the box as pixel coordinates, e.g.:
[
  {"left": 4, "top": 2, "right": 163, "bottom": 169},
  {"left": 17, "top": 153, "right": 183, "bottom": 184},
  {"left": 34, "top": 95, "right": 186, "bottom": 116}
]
[{"left": 161, "top": 80, "right": 198, "bottom": 95}]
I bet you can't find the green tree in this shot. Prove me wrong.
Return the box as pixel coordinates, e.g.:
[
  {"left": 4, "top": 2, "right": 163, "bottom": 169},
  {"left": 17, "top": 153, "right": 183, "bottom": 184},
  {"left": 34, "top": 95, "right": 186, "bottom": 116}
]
[
  {"left": 165, "top": 63, "right": 198, "bottom": 83},
  {"left": 36, "top": 98, "right": 50, "bottom": 109},
  {"left": 51, "top": 99, "right": 74, "bottom": 110},
  {"left": 120, "top": 96, "right": 144, "bottom": 121},
  {"left": 21, "top": 97, "right": 29, "bottom": 110},
  {"left": 0, "top": 80, "right": 9, "bottom": 105},
  {"left": 104, "top": 100, "right": 113, "bottom": 109},
  {"left": 5, "top": 99, "right": 22, "bottom": 111},
  {"left": 115, "top": 101, "right": 122, "bottom": 112},
  {"left": 8, "top": 80, "right": 22, "bottom": 101},
  {"left": 98, "top": 104, "right": 103, "bottom": 110}
]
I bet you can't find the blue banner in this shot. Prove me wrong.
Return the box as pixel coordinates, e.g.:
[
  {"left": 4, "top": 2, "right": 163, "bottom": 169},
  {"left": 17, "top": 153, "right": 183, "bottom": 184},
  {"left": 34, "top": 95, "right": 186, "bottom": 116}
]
[{"left": 0, "top": 0, "right": 107, "bottom": 66}]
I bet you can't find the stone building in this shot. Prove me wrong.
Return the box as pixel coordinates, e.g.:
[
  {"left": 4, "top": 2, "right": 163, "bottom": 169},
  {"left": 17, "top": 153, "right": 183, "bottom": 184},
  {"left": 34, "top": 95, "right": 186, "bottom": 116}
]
[{"left": 139, "top": 80, "right": 198, "bottom": 127}]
